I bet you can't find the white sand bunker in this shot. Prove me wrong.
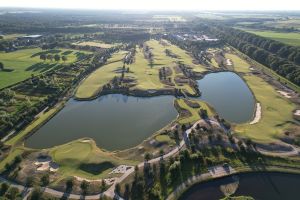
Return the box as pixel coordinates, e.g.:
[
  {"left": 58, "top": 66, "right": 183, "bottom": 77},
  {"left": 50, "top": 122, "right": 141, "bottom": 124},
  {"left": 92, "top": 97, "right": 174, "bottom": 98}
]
[
  {"left": 294, "top": 110, "right": 300, "bottom": 116},
  {"left": 109, "top": 165, "right": 133, "bottom": 174},
  {"left": 277, "top": 90, "right": 293, "bottom": 98},
  {"left": 226, "top": 59, "right": 232, "bottom": 66},
  {"left": 74, "top": 176, "right": 116, "bottom": 185},
  {"left": 250, "top": 103, "right": 261, "bottom": 125},
  {"left": 34, "top": 156, "right": 59, "bottom": 172}
]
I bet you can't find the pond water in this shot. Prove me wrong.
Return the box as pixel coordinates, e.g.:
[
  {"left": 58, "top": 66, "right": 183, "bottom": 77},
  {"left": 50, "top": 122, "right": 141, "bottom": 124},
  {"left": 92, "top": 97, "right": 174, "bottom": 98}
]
[
  {"left": 25, "top": 94, "right": 177, "bottom": 151},
  {"left": 179, "top": 172, "right": 300, "bottom": 200},
  {"left": 197, "top": 72, "right": 255, "bottom": 123}
]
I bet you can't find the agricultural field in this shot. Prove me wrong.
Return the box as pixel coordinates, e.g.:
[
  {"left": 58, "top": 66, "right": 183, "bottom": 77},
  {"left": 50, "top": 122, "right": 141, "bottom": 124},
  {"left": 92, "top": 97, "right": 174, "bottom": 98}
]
[
  {"left": 75, "top": 51, "right": 127, "bottom": 99},
  {"left": 0, "top": 48, "right": 91, "bottom": 89},
  {"left": 244, "top": 29, "right": 300, "bottom": 46},
  {"left": 0, "top": 33, "right": 25, "bottom": 40}
]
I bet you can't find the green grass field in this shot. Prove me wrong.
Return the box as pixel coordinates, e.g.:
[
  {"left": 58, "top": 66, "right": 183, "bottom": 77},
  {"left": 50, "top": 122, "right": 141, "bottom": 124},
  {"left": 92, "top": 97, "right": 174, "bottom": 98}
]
[
  {"left": 50, "top": 139, "right": 137, "bottom": 179},
  {"left": 75, "top": 51, "right": 127, "bottom": 99},
  {"left": 244, "top": 30, "right": 300, "bottom": 46},
  {"left": 232, "top": 54, "right": 297, "bottom": 143},
  {"left": 0, "top": 48, "right": 90, "bottom": 89}
]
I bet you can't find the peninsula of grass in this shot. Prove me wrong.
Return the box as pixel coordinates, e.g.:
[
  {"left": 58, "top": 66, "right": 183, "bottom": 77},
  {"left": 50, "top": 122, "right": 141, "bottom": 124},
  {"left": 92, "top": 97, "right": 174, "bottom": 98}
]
[
  {"left": 50, "top": 138, "right": 137, "bottom": 180},
  {"left": 75, "top": 51, "right": 127, "bottom": 99},
  {"left": 0, "top": 48, "right": 91, "bottom": 89},
  {"left": 230, "top": 53, "right": 297, "bottom": 143},
  {"left": 175, "top": 98, "right": 214, "bottom": 124}
]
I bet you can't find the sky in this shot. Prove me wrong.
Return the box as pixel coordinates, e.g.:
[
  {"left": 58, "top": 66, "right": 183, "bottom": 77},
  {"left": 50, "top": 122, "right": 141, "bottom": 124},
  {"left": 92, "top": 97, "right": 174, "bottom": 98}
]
[{"left": 0, "top": 0, "right": 300, "bottom": 11}]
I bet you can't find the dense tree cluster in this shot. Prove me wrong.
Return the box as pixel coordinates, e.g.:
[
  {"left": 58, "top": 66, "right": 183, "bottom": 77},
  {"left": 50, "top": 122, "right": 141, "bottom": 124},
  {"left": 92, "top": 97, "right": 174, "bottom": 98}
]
[{"left": 211, "top": 26, "right": 300, "bottom": 85}]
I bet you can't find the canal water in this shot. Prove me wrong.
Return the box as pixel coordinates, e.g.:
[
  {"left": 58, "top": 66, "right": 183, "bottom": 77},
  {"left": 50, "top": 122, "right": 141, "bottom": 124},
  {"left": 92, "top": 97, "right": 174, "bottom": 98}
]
[{"left": 179, "top": 172, "right": 300, "bottom": 200}]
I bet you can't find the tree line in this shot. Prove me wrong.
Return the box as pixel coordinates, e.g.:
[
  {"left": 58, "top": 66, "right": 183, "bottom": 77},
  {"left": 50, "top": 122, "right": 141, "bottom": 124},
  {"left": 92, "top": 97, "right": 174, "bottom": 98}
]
[{"left": 210, "top": 25, "right": 300, "bottom": 85}]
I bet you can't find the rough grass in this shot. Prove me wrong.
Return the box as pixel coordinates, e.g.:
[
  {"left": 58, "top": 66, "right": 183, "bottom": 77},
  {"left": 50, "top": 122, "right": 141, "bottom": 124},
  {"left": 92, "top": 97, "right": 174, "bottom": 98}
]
[
  {"left": 245, "top": 30, "right": 300, "bottom": 46},
  {"left": 0, "top": 48, "right": 90, "bottom": 89},
  {"left": 49, "top": 139, "right": 137, "bottom": 179},
  {"left": 75, "top": 51, "right": 127, "bottom": 99},
  {"left": 5, "top": 103, "right": 64, "bottom": 146},
  {"left": 176, "top": 99, "right": 214, "bottom": 124},
  {"left": 231, "top": 55, "right": 297, "bottom": 143},
  {"left": 0, "top": 147, "right": 24, "bottom": 171}
]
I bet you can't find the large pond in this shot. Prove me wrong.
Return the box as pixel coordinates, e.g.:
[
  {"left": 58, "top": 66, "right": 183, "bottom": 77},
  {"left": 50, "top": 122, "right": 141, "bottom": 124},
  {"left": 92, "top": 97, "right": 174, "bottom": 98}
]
[
  {"left": 179, "top": 172, "right": 300, "bottom": 200},
  {"left": 25, "top": 94, "right": 177, "bottom": 151},
  {"left": 197, "top": 72, "right": 255, "bottom": 123}
]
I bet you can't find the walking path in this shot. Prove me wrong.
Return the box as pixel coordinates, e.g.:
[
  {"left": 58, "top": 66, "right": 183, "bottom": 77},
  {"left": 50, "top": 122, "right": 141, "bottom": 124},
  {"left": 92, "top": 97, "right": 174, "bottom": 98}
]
[{"left": 1, "top": 118, "right": 299, "bottom": 200}]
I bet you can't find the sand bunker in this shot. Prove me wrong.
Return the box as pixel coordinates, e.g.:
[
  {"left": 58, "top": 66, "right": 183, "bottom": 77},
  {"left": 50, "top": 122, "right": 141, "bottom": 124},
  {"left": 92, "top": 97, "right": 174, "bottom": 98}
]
[
  {"left": 109, "top": 165, "right": 133, "bottom": 174},
  {"left": 250, "top": 103, "right": 261, "bottom": 125},
  {"left": 277, "top": 90, "right": 292, "bottom": 98},
  {"left": 34, "top": 156, "right": 59, "bottom": 172},
  {"left": 226, "top": 59, "right": 232, "bottom": 66},
  {"left": 74, "top": 176, "right": 116, "bottom": 185}
]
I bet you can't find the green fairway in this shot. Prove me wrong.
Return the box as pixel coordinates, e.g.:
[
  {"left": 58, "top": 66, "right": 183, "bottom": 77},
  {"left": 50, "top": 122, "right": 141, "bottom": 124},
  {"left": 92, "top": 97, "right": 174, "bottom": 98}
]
[
  {"left": 75, "top": 51, "right": 127, "bottom": 99},
  {"left": 244, "top": 30, "right": 300, "bottom": 46},
  {"left": 232, "top": 54, "right": 297, "bottom": 143},
  {"left": 0, "top": 48, "right": 90, "bottom": 89},
  {"left": 226, "top": 53, "right": 251, "bottom": 73},
  {"left": 50, "top": 139, "right": 137, "bottom": 179},
  {"left": 129, "top": 47, "right": 165, "bottom": 90}
]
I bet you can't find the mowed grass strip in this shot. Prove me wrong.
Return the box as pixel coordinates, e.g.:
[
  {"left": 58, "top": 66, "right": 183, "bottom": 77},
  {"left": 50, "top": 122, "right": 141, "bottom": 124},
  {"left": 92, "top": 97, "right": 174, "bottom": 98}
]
[
  {"left": 75, "top": 51, "right": 127, "bottom": 99},
  {"left": 231, "top": 57, "right": 297, "bottom": 142},
  {"left": 50, "top": 139, "right": 137, "bottom": 179},
  {"left": 0, "top": 48, "right": 90, "bottom": 89}
]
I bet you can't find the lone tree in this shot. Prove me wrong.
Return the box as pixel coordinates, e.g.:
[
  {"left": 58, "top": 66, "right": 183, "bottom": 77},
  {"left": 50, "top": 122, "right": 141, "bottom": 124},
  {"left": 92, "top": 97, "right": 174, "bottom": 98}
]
[
  {"left": 66, "top": 178, "right": 74, "bottom": 192},
  {"left": 47, "top": 54, "right": 53, "bottom": 62},
  {"left": 54, "top": 54, "right": 60, "bottom": 62},
  {"left": 144, "top": 153, "right": 151, "bottom": 162},
  {"left": 80, "top": 180, "right": 89, "bottom": 195},
  {"left": 0, "top": 62, "right": 4, "bottom": 71},
  {"left": 40, "top": 174, "right": 49, "bottom": 187},
  {"left": 39, "top": 54, "right": 46, "bottom": 62},
  {"left": 62, "top": 55, "right": 67, "bottom": 62}
]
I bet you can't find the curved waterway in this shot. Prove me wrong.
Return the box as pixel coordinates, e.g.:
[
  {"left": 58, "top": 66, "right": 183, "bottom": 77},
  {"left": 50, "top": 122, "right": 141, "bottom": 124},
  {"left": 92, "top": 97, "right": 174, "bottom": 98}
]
[
  {"left": 179, "top": 172, "right": 300, "bottom": 200},
  {"left": 25, "top": 94, "right": 177, "bottom": 151},
  {"left": 197, "top": 72, "right": 255, "bottom": 123}
]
